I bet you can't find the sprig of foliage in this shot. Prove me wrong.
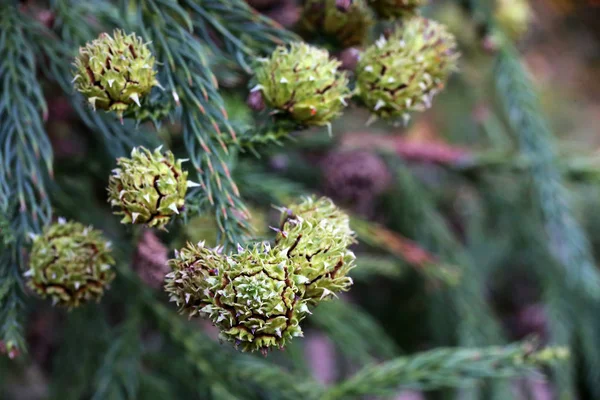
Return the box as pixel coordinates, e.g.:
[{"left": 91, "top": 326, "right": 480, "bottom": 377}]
[
  {"left": 495, "top": 44, "right": 600, "bottom": 299},
  {"left": 323, "top": 342, "right": 567, "bottom": 399},
  {"left": 0, "top": 4, "right": 54, "bottom": 355},
  {"left": 122, "top": 0, "right": 257, "bottom": 246}
]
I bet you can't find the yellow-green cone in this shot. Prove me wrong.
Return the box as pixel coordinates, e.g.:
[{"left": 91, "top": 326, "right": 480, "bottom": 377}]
[
  {"left": 107, "top": 146, "right": 191, "bottom": 229},
  {"left": 275, "top": 196, "right": 356, "bottom": 304},
  {"left": 253, "top": 42, "right": 351, "bottom": 127},
  {"left": 164, "top": 241, "right": 226, "bottom": 317},
  {"left": 356, "top": 17, "right": 459, "bottom": 121},
  {"left": 73, "top": 29, "right": 159, "bottom": 118},
  {"left": 25, "top": 220, "right": 115, "bottom": 308}
]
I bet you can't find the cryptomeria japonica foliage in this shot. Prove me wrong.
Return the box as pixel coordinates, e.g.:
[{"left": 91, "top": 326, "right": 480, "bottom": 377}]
[{"left": 5, "top": 0, "right": 600, "bottom": 399}]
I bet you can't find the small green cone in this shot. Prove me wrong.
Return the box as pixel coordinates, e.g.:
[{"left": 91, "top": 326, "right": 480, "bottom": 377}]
[
  {"left": 73, "top": 29, "right": 160, "bottom": 119},
  {"left": 107, "top": 146, "right": 190, "bottom": 229},
  {"left": 356, "top": 17, "right": 459, "bottom": 121},
  {"left": 25, "top": 219, "right": 115, "bottom": 308},
  {"left": 253, "top": 42, "right": 351, "bottom": 127},
  {"left": 276, "top": 196, "right": 356, "bottom": 304}
]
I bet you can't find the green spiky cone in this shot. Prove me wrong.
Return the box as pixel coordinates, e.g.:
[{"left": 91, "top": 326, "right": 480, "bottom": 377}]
[
  {"left": 202, "top": 243, "right": 310, "bottom": 352},
  {"left": 299, "top": 0, "right": 374, "bottom": 48},
  {"left": 356, "top": 17, "right": 459, "bottom": 121},
  {"left": 107, "top": 146, "right": 191, "bottom": 229},
  {"left": 253, "top": 42, "right": 351, "bottom": 127},
  {"left": 164, "top": 241, "right": 226, "bottom": 317},
  {"left": 275, "top": 196, "right": 356, "bottom": 304},
  {"left": 25, "top": 220, "right": 115, "bottom": 308},
  {"left": 73, "top": 29, "right": 159, "bottom": 118},
  {"left": 368, "top": 0, "right": 426, "bottom": 19}
]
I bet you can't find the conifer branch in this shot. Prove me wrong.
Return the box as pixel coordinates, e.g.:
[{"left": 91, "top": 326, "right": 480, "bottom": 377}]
[
  {"left": 48, "top": 306, "right": 112, "bottom": 399},
  {"left": 184, "top": 0, "right": 299, "bottom": 67},
  {"left": 352, "top": 255, "right": 408, "bottom": 281},
  {"left": 0, "top": 5, "right": 54, "bottom": 356},
  {"left": 312, "top": 300, "right": 401, "bottom": 364},
  {"left": 386, "top": 163, "right": 504, "bottom": 344},
  {"left": 495, "top": 44, "right": 600, "bottom": 299},
  {"left": 351, "top": 217, "right": 461, "bottom": 285},
  {"left": 92, "top": 310, "right": 143, "bottom": 400},
  {"left": 124, "top": 0, "right": 253, "bottom": 246},
  {"left": 323, "top": 342, "right": 567, "bottom": 399}
]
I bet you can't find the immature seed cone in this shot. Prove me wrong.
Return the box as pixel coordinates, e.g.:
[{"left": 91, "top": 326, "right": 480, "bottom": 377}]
[
  {"left": 321, "top": 150, "right": 392, "bottom": 214},
  {"left": 25, "top": 220, "right": 115, "bottom": 308},
  {"left": 368, "top": 0, "right": 426, "bottom": 19},
  {"left": 133, "top": 230, "right": 170, "bottom": 289},
  {"left": 165, "top": 241, "right": 225, "bottom": 318},
  {"left": 73, "top": 30, "right": 159, "bottom": 118},
  {"left": 276, "top": 197, "right": 356, "bottom": 303},
  {"left": 202, "top": 243, "right": 309, "bottom": 352},
  {"left": 107, "top": 146, "right": 189, "bottom": 229},
  {"left": 356, "top": 17, "right": 459, "bottom": 120},
  {"left": 299, "top": 0, "right": 374, "bottom": 48},
  {"left": 495, "top": 0, "right": 532, "bottom": 41},
  {"left": 253, "top": 42, "right": 351, "bottom": 126}
]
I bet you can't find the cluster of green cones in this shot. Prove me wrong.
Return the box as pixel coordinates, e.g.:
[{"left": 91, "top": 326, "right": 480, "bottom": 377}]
[{"left": 165, "top": 197, "right": 357, "bottom": 353}]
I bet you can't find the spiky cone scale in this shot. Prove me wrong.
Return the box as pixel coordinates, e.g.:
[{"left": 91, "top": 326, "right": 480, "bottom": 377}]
[
  {"left": 495, "top": 0, "right": 532, "bottom": 41},
  {"left": 299, "top": 0, "right": 375, "bottom": 48},
  {"left": 356, "top": 17, "right": 459, "bottom": 121},
  {"left": 164, "top": 242, "right": 226, "bottom": 317},
  {"left": 72, "top": 29, "right": 159, "bottom": 118},
  {"left": 107, "top": 146, "right": 188, "bottom": 229},
  {"left": 367, "top": 0, "right": 426, "bottom": 19},
  {"left": 25, "top": 220, "right": 115, "bottom": 308},
  {"left": 276, "top": 196, "right": 356, "bottom": 304},
  {"left": 253, "top": 42, "right": 351, "bottom": 127},
  {"left": 202, "top": 244, "right": 310, "bottom": 352}
]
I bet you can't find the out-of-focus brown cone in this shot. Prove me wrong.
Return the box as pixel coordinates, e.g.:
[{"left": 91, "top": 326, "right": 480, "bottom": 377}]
[
  {"left": 321, "top": 150, "right": 392, "bottom": 216},
  {"left": 337, "top": 47, "right": 361, "bottom": 72},
  {"left": 251, "top": 0, "right": 300, "bottom": 28},
  {"left": 133, "top": 230, "right": 170, "bottom": 290}
]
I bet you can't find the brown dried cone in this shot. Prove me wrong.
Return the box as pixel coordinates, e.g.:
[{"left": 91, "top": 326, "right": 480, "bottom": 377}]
[
  {"left": 263, "top": 0, "right": 301, "bottom": 28},
  {"left": 132, "top": 230, "right": 170, "bottom": 289},
  {"left": 321, "top": 150, "right": 392, "bottom": 215}
]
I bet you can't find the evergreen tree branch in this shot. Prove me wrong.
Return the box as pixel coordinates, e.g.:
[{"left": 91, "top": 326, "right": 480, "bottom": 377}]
[
  {"left": 384, "top": 161, "right": 510, "bottom": 398},
  {"left": 322, "top": 342, "right": 567, "bottom": 399},
  {"left": 184, "top": 0, "right": 299, "bottom": 71},
  {"left": 126, "top": 0, "right": 253, "bottom": 246},
  {"left": 351, "top": 217, "right": 461, "bottom": 285},
  {"left": 352, "top": 255, "right": 408, "bottom": 281},
  {"left": 311, "top": 300, "right": 402, "bottom": 364},
  {"left": 494, "top": 44, "right": 600, "bottom": 299},
  {"left": 48, "top": 306, "right": 112, "bottom": 400},
  {"left": 0, "top": 5, "right": 54, "bottom": 356},
  {"left": 92, "top": 308, "right": 143, "bottom": 400}
]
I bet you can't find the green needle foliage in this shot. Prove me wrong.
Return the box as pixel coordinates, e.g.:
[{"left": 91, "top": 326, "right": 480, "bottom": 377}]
[
  {"left": 1, "top": 0, "right": 594, "bottom": 398},
  {"left": 323, "top": 342, "right": 568, "bottom": 399}
]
